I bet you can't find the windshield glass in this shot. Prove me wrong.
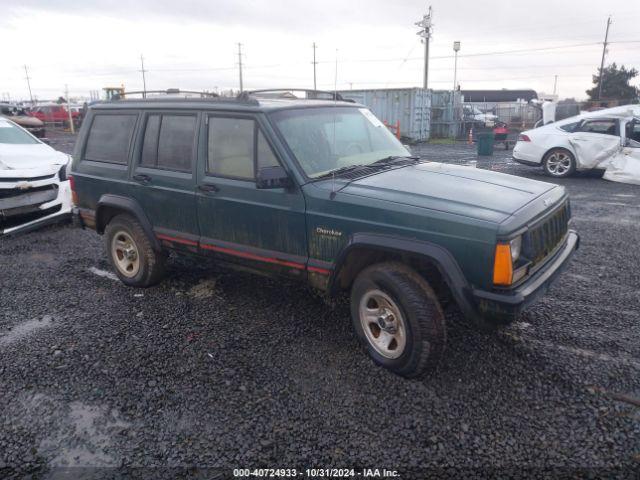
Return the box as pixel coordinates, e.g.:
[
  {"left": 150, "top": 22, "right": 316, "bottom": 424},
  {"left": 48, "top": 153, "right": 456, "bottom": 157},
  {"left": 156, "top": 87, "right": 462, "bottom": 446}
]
[
  {"left": 270, "top": 107, "right": 410, "bottom": 178},
  {"left": 0, "top": 121, "right": 40, "bottom": 145}
]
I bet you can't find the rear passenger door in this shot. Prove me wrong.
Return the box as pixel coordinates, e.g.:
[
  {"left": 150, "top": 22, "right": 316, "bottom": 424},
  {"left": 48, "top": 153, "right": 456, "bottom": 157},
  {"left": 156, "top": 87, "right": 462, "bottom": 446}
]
[
  {"left": 195, "top": 113, "right": 308, "bottom": 278},
  {"left": 130, "top": 111, "right": 199, "bottom": 249}
]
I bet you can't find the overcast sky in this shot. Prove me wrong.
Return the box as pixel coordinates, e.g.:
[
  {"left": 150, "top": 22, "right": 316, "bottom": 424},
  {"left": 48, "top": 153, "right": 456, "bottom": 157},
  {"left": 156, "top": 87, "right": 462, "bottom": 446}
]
[{"left": 2, "top": 0, "right": 639, "bottom": 101}]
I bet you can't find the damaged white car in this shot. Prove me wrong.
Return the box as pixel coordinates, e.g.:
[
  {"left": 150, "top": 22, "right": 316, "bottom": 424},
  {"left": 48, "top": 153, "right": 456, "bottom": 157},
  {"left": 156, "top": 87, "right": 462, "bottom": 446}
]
[
  {"left": 513, "top": 106, "right": 640, "bottom": 183},
  {"left": 0, "top": 117, "right": 72, "bottom": 235}
]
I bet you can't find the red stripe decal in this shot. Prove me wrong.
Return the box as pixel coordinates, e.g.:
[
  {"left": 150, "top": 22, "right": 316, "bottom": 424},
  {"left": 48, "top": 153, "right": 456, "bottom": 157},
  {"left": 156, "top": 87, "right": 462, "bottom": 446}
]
[
  {"left": 201, "top": 243, "right": 306, "bottom": 270},
  {"left": 157, "top": 233, "right": 198, "bottom": 247},
  {"left": 156, "top": 233, "right": 332, "bottom": 275},
  {"left": 307, "top": 266, "right": 331, "bottom": 275}
]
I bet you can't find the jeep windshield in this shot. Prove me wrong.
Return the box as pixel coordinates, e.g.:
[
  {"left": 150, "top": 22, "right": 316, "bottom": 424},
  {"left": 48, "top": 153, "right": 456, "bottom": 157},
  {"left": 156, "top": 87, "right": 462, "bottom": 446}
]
[{"left": 270, "top": 106, "right": 410, "bottom": 178}]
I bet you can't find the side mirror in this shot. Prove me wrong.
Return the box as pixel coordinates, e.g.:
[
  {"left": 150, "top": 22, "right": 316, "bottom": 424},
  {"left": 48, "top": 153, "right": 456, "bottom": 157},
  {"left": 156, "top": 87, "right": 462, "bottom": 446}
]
[{"left": 256, "top": 165, "right": 292, "bottom": 189}]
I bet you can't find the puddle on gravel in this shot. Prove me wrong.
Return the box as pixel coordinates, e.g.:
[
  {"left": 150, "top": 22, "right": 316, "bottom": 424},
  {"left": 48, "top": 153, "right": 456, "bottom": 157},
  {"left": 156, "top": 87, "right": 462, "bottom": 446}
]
[
  {"left": 88, "top": 267, "right": 118, "bottom": 281},
  {"left": 11, "top": 392, "right": 132, "bottom": 471},
  {"left": 0, "top": 316, "right": 53, "bottom": 347}
]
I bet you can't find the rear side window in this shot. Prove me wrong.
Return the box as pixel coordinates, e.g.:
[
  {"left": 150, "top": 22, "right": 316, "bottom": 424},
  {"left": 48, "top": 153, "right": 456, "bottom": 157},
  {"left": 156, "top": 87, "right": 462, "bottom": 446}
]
[
  {"left": 84, "top": 114, "right": 137, "bottom": 164},
  {"left": 140, "top": 114, "right": 195, "bottom": 172},
  {"left": 559, "top": 122, "right": 579, "bottom": 133},
  {"left": 578, "top": 119, "right": 617, "bottom": 136},
  {"left": 206, "top": 118, "right": 281, "bottom": 179}
]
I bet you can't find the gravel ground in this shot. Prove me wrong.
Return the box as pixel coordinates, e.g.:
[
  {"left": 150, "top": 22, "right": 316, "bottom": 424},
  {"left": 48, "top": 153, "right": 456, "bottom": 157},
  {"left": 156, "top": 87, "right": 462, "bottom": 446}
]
[{"left": 1, "top": 131, "right": 639, "bottom": 479}]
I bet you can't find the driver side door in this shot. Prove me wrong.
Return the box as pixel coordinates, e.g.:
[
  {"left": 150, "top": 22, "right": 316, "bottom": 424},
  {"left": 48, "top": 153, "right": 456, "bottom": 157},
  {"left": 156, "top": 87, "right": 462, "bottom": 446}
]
[{"left": 603, "top": 118, "right": 640, "bottom": 185}]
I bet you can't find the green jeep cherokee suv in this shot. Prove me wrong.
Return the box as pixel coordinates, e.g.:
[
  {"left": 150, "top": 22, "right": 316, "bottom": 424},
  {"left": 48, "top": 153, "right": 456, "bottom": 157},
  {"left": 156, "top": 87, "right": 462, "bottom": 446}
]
[{"left": 70, "top": 90, "right": 579, "bottom": 377}]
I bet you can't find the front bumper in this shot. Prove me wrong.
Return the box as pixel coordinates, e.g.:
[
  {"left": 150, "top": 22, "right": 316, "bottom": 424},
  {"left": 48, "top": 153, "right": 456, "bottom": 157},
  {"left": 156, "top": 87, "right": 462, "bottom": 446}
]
[
  {"left": 470, "top": 230, "right": 579, "bottom": 322},
  {"left": 0, "top": 177, "right": 72, "bottom": 236}
]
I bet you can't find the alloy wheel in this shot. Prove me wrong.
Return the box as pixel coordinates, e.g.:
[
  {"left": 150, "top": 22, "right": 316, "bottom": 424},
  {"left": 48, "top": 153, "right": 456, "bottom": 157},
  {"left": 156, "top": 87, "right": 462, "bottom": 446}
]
[{"left": 359, "top": 290, "right": 407, "bottom": 359}]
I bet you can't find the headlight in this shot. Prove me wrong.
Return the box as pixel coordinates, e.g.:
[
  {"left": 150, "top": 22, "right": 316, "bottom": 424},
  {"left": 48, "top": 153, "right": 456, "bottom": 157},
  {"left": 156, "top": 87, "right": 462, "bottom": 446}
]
[
  {"left": 493, "top": 236, "right": 523, "bottom": 286},
  {"left": 58, "top": 156, "right": 72, "bottom": 181},
  {"left": 510, "top": 236, "right": 522, "bottom": 262}
]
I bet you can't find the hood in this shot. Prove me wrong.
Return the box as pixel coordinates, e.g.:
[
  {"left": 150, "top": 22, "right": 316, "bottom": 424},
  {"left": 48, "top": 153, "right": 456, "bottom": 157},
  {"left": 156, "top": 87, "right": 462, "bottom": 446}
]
[
  {"left": 340, "top": 162, "right": 557, "bottom": 224},
  {"left": 2, "top": 115, "right": 44, "bottom": 128},
  {"left": 0, "top": 143, "right": 69, "bottom": 171}
]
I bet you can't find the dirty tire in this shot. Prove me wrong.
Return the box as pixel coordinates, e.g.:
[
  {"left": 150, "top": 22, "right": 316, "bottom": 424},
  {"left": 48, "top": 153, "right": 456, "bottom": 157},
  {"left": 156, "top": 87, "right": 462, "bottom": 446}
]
[
  {"left": 350, "top": 262, "right": 446, "bottom": 378},
  {"left": 104, "top": 214, "right": 166, "bottom": 287},
  {"left": 542, "top": 148, "right": 576, "bottom": 178}
]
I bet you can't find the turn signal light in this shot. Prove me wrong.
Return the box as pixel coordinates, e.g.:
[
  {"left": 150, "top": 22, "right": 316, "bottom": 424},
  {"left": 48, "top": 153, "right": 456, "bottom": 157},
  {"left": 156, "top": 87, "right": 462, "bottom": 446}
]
[{"left": 493, "top": 243, "right": 513, "bottom": 286}]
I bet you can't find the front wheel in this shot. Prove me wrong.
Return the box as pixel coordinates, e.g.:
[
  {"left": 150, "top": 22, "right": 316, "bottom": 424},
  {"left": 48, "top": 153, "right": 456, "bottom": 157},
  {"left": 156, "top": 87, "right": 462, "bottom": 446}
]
[
  {"left": 350, "top": 262, "right": 446, "bottom": 377},
  {"left": 543, "top": 148, "right": 576, "bottom": 178}
]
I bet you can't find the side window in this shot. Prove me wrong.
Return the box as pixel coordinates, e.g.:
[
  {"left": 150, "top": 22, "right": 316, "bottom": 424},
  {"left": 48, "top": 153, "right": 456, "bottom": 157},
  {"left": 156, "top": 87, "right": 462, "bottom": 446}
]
[
  {"left": 207, "top": 117, "right": 255, "bottom": 179},
  {"left": 579, "top": 119, "right": 617, "bottom": 136},
  {"left": 84, "top": 114, "right": 137, "bottom": 164},
  {"left": 140, "top": 115, "right": 160, "bottom": 167},
  {"left": 257, "top": 130, "right": 280, "bottom": 169},
  {"left": 559, "top": 122, "right": 579, "bottom": 133},
  {"left": 139, "top": 114, "right": 195, "bottom": 172}
]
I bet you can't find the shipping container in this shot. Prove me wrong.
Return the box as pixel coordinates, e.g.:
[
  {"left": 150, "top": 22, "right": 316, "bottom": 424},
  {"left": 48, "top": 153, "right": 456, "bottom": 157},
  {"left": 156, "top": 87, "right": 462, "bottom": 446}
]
[{"left": 338, "top": 88, "right": 431, "bottom": 142}]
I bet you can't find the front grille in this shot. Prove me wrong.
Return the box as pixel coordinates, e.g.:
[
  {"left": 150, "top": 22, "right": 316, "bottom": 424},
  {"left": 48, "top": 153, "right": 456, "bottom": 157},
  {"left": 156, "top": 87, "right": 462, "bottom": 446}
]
[
  {"left": 523, "top": 201, "right": 570, "bottom": 266},
  {"left": 0, "top": 184, "right": 57, "bottom": 200},
  {"left": 0, "top": 174, "right": 56, "bottom": 183}
]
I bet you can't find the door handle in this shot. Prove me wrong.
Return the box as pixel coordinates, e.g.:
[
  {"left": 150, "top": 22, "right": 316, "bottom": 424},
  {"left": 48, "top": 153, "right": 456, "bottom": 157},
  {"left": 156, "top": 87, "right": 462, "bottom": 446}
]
[
  {"left": 133, "top": 174, "right": 151, "bottom": 184},
  {"left": 198, "top": 184, "right": 219, "bottom": 193}
]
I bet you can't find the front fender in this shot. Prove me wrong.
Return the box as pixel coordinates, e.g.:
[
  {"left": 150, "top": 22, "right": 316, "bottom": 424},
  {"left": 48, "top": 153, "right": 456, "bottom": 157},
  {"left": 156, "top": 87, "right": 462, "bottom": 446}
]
[{"left": 328, "top": 233, "right": 478, "bottom": 320}]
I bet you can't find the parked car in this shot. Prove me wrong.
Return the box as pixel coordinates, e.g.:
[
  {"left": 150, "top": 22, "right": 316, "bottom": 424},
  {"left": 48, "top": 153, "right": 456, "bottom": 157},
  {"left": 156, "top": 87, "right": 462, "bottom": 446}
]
[
  {"left": 31, "top": 104, "right": 80, "bottom": 127},
  {"left": 0, "top": 117, "right": 72, "bottom": 235},
  {"left": 70, "top": 91, "right": 579, "bottom": 377},
  {"left": 0, "top": 103, "right": 46, "bottom": 138},
  {"left": 463, "top": 105, "right": 498, "bottom": 126},
  {"left": 513, "top": 105, "right": 640, "bottom": 178}
]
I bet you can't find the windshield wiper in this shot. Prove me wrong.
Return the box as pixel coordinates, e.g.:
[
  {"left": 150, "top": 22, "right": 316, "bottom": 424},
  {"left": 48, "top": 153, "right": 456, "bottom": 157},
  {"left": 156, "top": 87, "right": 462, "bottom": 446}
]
[
  {"left": 314, "top": 164, "right": 368, "bottom": 180},
  {"left": 371, "top": 155, "right": 421, "bottom": 166}
]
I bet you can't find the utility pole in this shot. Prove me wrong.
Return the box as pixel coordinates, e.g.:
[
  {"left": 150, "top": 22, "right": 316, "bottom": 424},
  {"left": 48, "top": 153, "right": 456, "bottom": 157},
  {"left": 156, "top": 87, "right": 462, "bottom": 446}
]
[
  {"left": 237, "top": 43, "right": 244, "bottom": 92},
  {"left": 415, "top": 6, "right": 433, "bottom": 90},
  {"left": 553, "top": 75, "right": 558, "bottom": 96},
  {"left": 65, "top": 84, "right": 75, "bottom": 134},
  {"left": 140, "top": 55, "right": 148, "bottom": 99},
  {"left": 312, "top": 42, "right": 318, "bottom": 90},
  {"left": 597, "top": 16, "right": 612, "bottom": 101},
  {"left": 24, "top": 65, "right": 34, "bottom": 103}
]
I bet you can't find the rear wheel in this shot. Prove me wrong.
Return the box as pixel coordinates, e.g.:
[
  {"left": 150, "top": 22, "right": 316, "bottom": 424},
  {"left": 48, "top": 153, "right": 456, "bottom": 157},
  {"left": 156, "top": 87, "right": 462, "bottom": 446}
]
[
  {"left": 104, "top": 214, "right": 166, "bottom": 287},
  {"left": 350, "top": 262, "right": 446, "bottom": 377},
  {"left": 543, "top": 148, "right": 576, "bottom": 178}
]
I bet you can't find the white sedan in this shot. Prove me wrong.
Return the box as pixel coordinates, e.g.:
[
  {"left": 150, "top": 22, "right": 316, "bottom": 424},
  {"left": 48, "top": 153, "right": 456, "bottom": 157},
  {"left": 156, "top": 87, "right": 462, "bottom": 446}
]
[
  {"left": 513, "top": 106, "right": 640, "bottom": 179},
  {"left": 0, "top": 117, "right": 72, "bottom": 235}
]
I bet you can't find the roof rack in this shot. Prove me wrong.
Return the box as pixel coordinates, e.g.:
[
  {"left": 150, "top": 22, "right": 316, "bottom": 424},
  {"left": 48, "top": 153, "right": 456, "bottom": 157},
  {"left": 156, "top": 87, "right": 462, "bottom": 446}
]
[
  {"left": 111, "top": 89, "right": 219, "bottom": 101},
  {"left": 240, "top": 88, "right": 353, "bottom": 102}
]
